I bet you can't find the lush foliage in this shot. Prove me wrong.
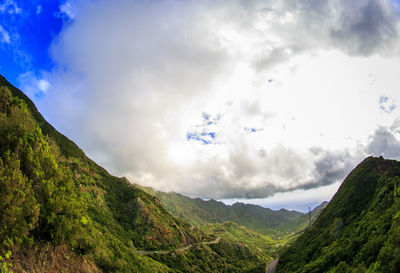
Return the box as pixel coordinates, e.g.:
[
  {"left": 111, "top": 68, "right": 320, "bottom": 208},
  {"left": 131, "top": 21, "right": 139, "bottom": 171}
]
[
  {"left": 0, "top": 252, "right": 13, "bottom": 273},
  {"left": 141, "top": 186, "right": 303, "bottom": 233},
  {"left": 0, "top": 86, "right": 84, "bottom": 249},
  {"left": 277, "top": 157, "right": 400, "bottom": 273},
  {"left": 141, "top": 182, "right": 328, "bottom": 261},
  {"left": 149, "top": 240, "right": 266, "bottom": 273},
  {"left": 204, "top": 222, "right": 276, "bottom": 259}
]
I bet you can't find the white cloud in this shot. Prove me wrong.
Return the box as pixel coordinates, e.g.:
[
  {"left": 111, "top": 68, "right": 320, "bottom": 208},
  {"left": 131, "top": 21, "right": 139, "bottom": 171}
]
[
  {"left": 367, "top": 127, "right": 400, "bottom": 158},
  {"left": 0, "top": 0, "right": 21, "bottom": 14},
  {"left": 18, "top": 72, "right": 51, "bottom": 98},
  {"left": 36, "top": 5, "right": 42, "bottom": 15},
  {"left": 0, "top": 25, "right": 10, "bottom": 43},
  {"left": 36, "top": 0, "right": 400, "bottom": 201},
  {"left": 38, "top": 79, "right": 50, "bottom": 93},
  {"left": 58, "top": 1, "right": 75, "bottom": 20}
]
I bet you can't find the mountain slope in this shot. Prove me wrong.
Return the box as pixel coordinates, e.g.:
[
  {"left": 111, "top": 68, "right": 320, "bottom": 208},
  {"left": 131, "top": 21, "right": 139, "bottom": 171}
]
[
  {"left": 276, "top": 156, "right": 400, "bottom": 272},
  {"left": 140, "top": 186, "right": 303, "bottom": 234},
  {"left": 278, "top": 201, "right": 328, "bottom": 235},
  {"left": 141, "top": 186, "right": 329, "bottom": 258},
  {"left": 204, "top": 221, "right": 277, "bottom": 259},
  {"left": 0, "top": 75, "right": 265, "bottom": 272}
]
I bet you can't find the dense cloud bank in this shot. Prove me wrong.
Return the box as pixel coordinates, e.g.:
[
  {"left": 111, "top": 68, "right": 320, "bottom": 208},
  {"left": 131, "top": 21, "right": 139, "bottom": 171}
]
[{"left": 28, "top": 0, "right": 400, "bottom": 199}]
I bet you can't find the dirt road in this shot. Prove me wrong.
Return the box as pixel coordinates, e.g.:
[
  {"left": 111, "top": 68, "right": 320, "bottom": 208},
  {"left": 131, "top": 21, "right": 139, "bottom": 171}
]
[
  {"left": 266, "top": 259, "right": 278, "bottom": 273},
  {"left": 136, "top": 237, "right": 221, "bottom": 255},
  {"left": 202, "top": 237, "right": 220, "bottom": 245}
]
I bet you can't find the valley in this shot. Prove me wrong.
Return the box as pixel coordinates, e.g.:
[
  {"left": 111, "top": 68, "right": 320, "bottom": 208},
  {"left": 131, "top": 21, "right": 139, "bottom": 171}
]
[
  {"left": 2, "top": 0, "right": 400, "bottom": 272},
  {"left": 140, "top": 185, "right": 328, "bottom": 259}
]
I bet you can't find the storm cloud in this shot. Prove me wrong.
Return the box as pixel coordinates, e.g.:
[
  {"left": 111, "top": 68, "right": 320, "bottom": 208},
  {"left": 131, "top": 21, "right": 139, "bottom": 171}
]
[
  {"left": 288, "top": 0, "right": 400, "bottom": 55},
  {"left": 367, "top": 127, "right": 400, "bottom": 158}
]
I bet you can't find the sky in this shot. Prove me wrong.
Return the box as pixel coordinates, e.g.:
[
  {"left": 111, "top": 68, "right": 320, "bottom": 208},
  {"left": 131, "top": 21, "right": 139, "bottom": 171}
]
[{"left": 2, "top": 0, "right": 400, "bottom": 212}]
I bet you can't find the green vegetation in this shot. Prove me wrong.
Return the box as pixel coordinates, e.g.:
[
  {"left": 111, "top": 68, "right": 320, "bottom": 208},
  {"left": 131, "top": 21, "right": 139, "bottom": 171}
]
[
  {"left": 149, "top": 241, "right": 266, "bottom": 273},
  {"left": 140, "top": 186, "right": 303, "bottom": 233},
  {"left": 277, "top": 201, "right": 328, "bottom": 234},
  {"left": 0, "top": 252, "right": 13, "bottom": 273},
  {"left": 273, "top": 201, "right": 329, "bottom": 247},
  {"left": 204, "top": 222, "right": 277, "bottom": 258},
  {"left": 140, "top": 185, "right": 330, "bottom": 260},
  {"left": 0, "top": 75, "right": 266, "bottom": 272},
  {"left": 277, "top": 156, "right": 400, "bottom": 273}
]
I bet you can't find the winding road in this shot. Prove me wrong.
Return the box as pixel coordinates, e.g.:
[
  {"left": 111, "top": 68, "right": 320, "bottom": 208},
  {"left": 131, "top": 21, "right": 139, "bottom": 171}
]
[
  {"left": 266, "top": 259, "right": 278, "bottom": 273},
  {"left": 136, "top": 237, "right": 221, "bottom": 255}
]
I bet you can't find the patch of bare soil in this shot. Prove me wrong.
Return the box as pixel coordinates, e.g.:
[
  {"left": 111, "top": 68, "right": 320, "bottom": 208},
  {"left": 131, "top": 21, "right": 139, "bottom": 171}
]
[{"left": 10, "top": 244, "right": 102, "bottom": 273}]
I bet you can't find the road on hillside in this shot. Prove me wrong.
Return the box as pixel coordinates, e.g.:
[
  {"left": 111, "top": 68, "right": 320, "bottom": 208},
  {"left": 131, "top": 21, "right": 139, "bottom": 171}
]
[
  {"left": 136, "top": 237, "right": 221, "bottom": 255},
  {"left": 266, "top": 259, "right": 278, "bottom": 273},
  {"left": 202, "top": 237, "right": 220, "bottom": 245}
]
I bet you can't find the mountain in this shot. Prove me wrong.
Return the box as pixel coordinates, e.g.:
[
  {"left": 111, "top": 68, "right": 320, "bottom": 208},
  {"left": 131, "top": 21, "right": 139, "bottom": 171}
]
[
  {"left": 0, "top": 75, "right": 266, "bottom": 272},
  {"left": 276, "top": 156, "right": 400, "bottom": 272},
  {"left": 140, "top": 186, "right": 303, "bottom": 234},
  {"left": 141, "top": 187, "right": 330, "bottom": 259},
  {"left": 278, "top": 201, "right": 329, "bottom": 235}
]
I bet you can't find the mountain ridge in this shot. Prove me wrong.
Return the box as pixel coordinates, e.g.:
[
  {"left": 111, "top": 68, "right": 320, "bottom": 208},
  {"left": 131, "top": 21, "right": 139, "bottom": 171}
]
[
  {"left": 138, "top": 185, "right": 304, "bottom": 234},
  {"left": 276, "top": 156, "right": 400, "bottom": 272}
]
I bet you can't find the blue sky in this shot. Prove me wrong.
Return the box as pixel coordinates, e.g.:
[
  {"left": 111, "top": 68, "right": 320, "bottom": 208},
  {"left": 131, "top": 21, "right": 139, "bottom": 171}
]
[
  {"left": 2, "top": 0, "right": 400, "bottom": 211},
  {"left": 0, "top": 0, "right": 66, "bottom": 88}
]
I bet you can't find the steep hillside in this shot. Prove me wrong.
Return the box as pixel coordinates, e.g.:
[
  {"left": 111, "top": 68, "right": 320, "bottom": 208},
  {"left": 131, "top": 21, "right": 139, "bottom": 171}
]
[
  {"left": 278, "top": 201, "right": 328, "bottom": 235},
  {"left": 277, "top": 156, "right": 400, "bottom": 272},
  {"left": 0, "top": 75, "right": 265, "bottom": 272},
  {"left": 140, "top": 186, "right": 303, "bottom": 234},
  {"left": 204, "top": 222, "right": 277, "bottom": 259},
  {"left": 142, "top": 186, "right": 329, "bottom": 258}
]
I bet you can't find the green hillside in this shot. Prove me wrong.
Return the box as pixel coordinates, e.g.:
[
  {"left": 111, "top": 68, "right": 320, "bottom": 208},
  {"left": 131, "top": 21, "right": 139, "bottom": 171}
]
[
  {"left": 140, "top": 186, "right": 303, "bottom": 234},
  {"left": 139, "top": 186, "right": 330, "bottom": 260},
  {"left": 276, "top": 156, "right": 400, "bottom": 272},
  {"left": 204, "top": 222, "right": 277, "bottom": 259},
  {"left": 0, "top": 75, "right": 266, "bottom": 272},
  {"left": 278, "top": 201, "right": 328, "bottom": 235}
]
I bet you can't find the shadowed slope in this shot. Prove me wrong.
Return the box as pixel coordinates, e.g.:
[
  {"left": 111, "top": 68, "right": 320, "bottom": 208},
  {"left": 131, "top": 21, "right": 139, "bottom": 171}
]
[{"left": 277, "top": 156, "right": 400, "bottom": 272}]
